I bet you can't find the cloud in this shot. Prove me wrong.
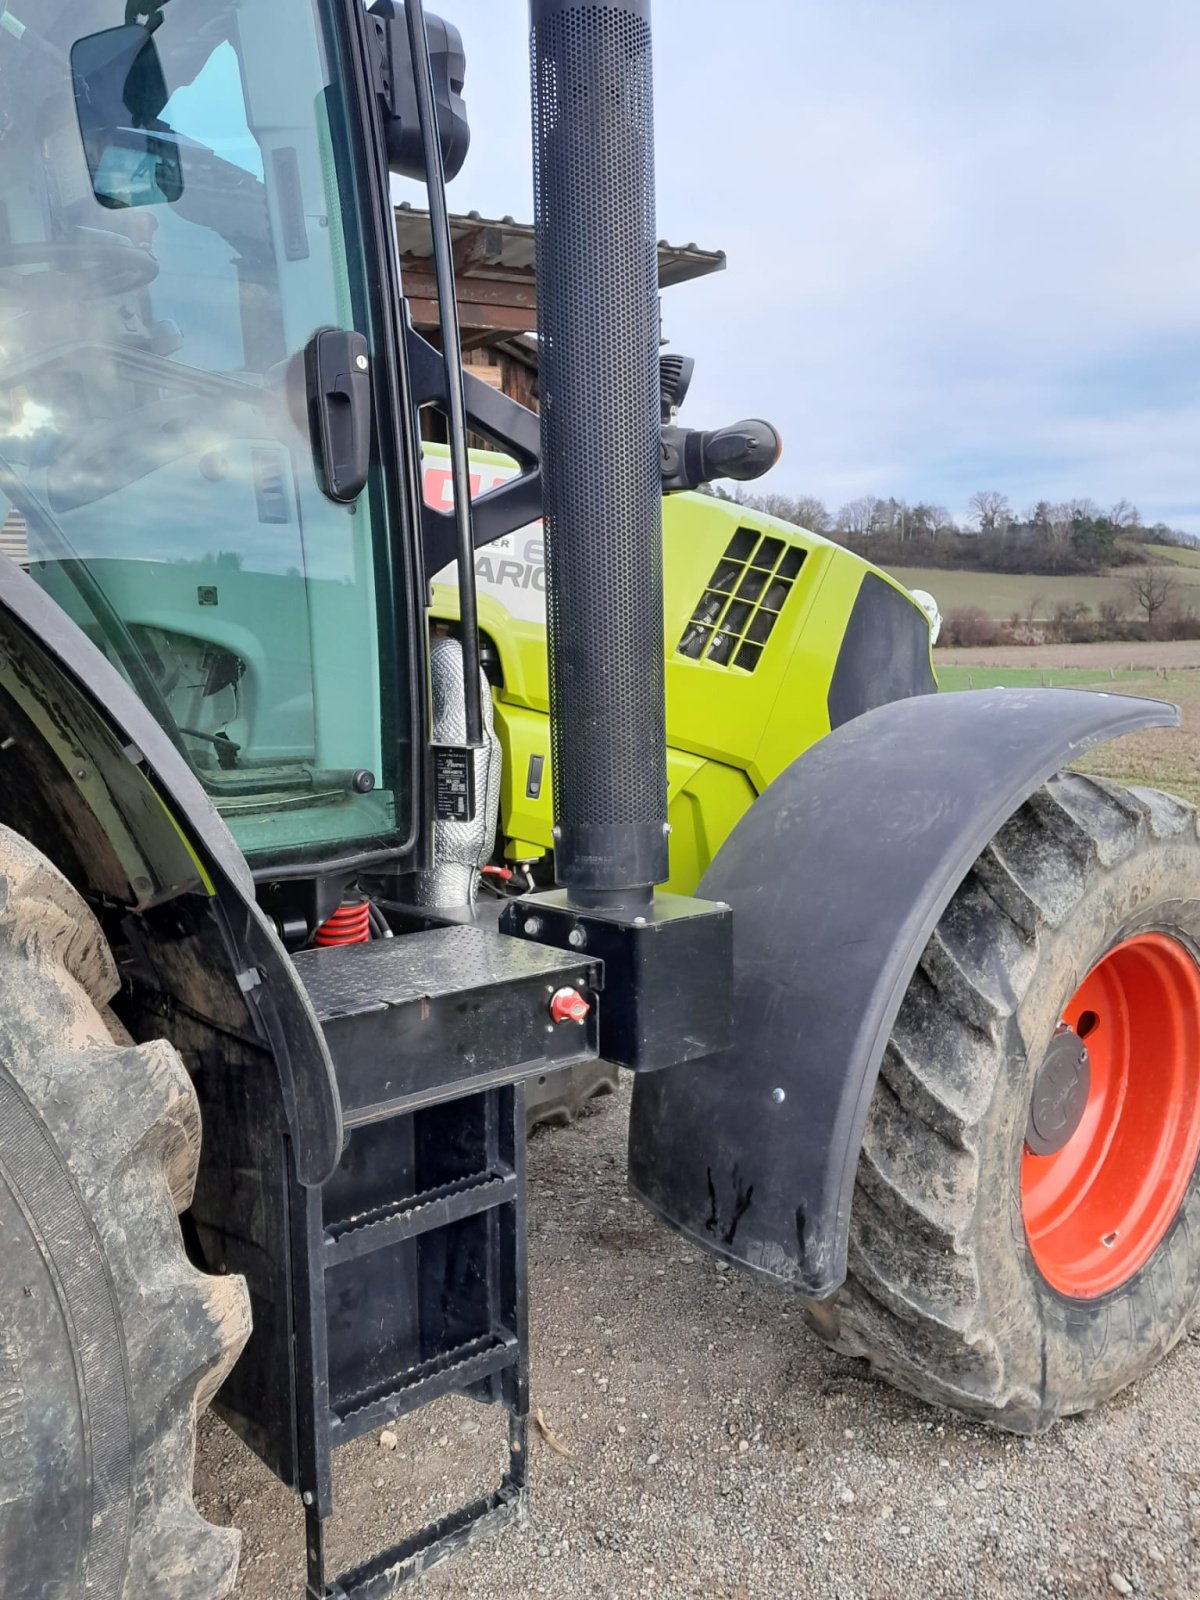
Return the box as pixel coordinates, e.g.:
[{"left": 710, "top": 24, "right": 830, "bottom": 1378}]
[{"left": 438, "top": 0, "right": 1200, "bottom": 528}]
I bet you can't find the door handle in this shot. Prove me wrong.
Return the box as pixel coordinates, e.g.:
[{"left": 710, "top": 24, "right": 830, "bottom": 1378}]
[{"left": 304, "top": 327, "right": 371, "bottom": 504}]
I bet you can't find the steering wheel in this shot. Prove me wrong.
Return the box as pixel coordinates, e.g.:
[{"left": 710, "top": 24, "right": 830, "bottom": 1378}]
[{"left": 0, "top": 239, "right": 159, "bottom": 305}]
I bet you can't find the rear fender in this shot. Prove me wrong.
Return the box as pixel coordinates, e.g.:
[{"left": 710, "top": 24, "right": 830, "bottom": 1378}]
[{"left": 627, "top": 687, "right": 1178, "bottom": 1297}]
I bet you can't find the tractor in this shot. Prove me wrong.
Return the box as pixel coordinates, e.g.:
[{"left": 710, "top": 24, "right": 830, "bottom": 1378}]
[{"left": 1, "top": 3, "right": 1199, "bottom": 1599}]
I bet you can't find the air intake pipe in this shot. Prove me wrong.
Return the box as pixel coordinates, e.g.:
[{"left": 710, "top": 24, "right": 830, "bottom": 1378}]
[{"left": 529, "top": 0, "right": 668, "bottom": 911}]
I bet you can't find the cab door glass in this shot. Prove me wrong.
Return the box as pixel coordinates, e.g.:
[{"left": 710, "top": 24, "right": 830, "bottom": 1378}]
[{"left": 0, "top": 2, "right": 409, "bottom": 865}]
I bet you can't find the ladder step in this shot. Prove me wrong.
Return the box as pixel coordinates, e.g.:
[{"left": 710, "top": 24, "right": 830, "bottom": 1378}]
[
  {"left": 324, "top": 1168, "right": 518, "bottom": 1266},
  {"left": 328, "top": 1484, "right": 524, "bottom": 1599},
  {"left": 330, "top": 1333, "right": 519, "bottom": 1445}
]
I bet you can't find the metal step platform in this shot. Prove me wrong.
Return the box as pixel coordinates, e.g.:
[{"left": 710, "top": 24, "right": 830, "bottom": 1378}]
[{"left": 195, "top": 924, "right": 601, "bottom": 1600}]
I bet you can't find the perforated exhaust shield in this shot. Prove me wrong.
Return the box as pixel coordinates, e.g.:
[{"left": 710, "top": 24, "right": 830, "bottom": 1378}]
[{"left": 530, "top": 0, "right": 669, "bottom": 907}]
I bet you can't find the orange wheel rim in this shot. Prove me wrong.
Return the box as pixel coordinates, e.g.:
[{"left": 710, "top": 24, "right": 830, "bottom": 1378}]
[{"left": 1022, "top": 932, "right": 1200, "bottom": 1299}]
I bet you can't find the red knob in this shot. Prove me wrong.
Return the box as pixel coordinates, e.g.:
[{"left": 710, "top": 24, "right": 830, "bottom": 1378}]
[{"left": 549, "top": 987, "right": 590, "bottom": 1025}]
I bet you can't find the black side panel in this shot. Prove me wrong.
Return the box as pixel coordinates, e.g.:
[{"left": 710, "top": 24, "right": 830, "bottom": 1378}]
[
  {"left": 827, "top": 572, "right": 937, "bottom": 730},
  {"left": 627, "top": 687, "right": 1179, "bottom": 1298}
]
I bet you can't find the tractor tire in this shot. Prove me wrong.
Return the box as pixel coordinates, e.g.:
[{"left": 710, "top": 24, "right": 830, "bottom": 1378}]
[
  {"left": 525, "top": 1061, "right": 620, "bottom": 1131},
  {"left": 805, "top": 773, "right": 1200, "bottom": 1433},
  {"left": 0, "top": 827, "right": 251, "bottom": 1599}
]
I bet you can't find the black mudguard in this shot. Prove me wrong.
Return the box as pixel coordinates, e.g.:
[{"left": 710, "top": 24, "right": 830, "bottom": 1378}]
[
  {"left": 628, "top": 686, "right": 1178, "bottom": 1297},
  {"left": 0, "top": 559, "right": 342, "bottom": 1185}
]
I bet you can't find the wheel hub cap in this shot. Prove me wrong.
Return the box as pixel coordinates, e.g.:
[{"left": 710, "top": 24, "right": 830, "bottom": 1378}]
[
  {"left": 1025, "top": 1027, "right": 1091, "bottom": 1156},
  {"left": 1022, "top": 932, "right": 1200, "bottom": 1299}
]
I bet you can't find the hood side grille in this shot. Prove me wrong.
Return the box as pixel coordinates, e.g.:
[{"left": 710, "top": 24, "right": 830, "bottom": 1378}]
[{"left": 676, "top": 529, "right": 804, "bottom": 671}]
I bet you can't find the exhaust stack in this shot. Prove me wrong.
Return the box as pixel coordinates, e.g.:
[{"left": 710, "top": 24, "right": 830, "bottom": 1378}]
[{"left": 529, "top": 0, "right": 668, "bottom": 911}]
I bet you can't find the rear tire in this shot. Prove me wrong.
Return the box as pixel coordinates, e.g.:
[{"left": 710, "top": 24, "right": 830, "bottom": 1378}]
[
  {"left": 0, "top": 828, "right": 250, "bottom": 1597},
  {"left": 805, "top": 774, "right": 1200, "bottom": 1432},
  {"left": 525, "top": 1061, "right": 619, "bottom": 1130}
]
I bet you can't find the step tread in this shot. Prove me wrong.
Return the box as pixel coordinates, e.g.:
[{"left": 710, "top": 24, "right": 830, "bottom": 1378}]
[
  {"left": 330, "top": 1484, "right": 523, "bottom": 1599},
  {"left": 325, "top": 1168, "right": 517, "bottom": 1264},
  {"left": 330, "top": 1332, "right": 519, "bottom": 1442}
]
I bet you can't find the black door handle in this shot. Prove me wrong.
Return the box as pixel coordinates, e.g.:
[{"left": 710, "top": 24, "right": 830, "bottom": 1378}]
[{"left": 304, "top": 327, "right": 371, "bottom": 504}]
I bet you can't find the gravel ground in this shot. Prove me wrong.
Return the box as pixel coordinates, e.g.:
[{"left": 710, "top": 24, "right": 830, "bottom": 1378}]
[{"left": 195, "top": 1082, "right": 1200, "bottom": 1600}]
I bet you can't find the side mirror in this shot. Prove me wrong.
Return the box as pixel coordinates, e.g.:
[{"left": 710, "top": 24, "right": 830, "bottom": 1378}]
[
  {"left": 367, "top": 1, "right": 470, "bottom": 182},
  {"left": 71, "top": 24, "right": 183, "bottom": 209}
]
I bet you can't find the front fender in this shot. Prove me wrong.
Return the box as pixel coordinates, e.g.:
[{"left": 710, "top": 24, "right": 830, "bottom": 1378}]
[
  {"left": 628, "top": 687, "right": 1178, "bottom": 1297},
  {"left": 0, "top": 558, "right": 342, "bottom": 1186}
]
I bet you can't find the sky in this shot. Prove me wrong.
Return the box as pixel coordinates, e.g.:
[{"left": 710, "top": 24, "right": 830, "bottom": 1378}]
[{"left": 400, "top": 0, "right": 1200, "bottom": 532}]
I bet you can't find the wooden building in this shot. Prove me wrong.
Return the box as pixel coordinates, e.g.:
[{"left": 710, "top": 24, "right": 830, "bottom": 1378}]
[{"left": 395, "top": 204, "right": 726, "bottom": 420}]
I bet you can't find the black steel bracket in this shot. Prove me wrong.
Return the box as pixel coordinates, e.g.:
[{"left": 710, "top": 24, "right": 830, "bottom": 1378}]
[
  {"left": 500, "top": 890, "right": 732, "bottom": 1072},
  {"left": 404, "top": 320, "right": 542, "bottom": 576}
]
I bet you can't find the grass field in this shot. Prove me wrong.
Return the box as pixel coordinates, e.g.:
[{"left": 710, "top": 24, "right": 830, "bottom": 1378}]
[
  {"left": 889, "top": 546, "right": 1200, "bottom": 621},
  {"left": 935, "top": 646, "right": 1200, "bottom": 804}
]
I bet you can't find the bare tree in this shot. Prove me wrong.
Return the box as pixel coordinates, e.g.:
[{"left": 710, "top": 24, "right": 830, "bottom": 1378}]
[
  {"left": 924, "top": 504, "right": 955, "bottom": 536},
  {"left": 837, "top": 496, "right": 881, "bottom": 537},
  {"left": 743, "top": 491, "right": 799, "bottom": 522},
  {"left": 969, "top": 490, "right": 1012, "bottom": 532},
  {"left": 1041, "top": 503, "right": 1075, "bottom": 563},
  {"left": 1067, "top": 497, "right": 1101, "bottom": 521},
  {"left": 792, "top": 495, "right": 831, "bottom": 533},
  {"left": 1110, "top": 498, "right": 1141, "bottom": 529},
  {"left": 1128, "top": 569, "right": 1176, "bottom": 630},
  {"left": 740, "top": 492, "right": 832, "bottom": 533},
  {"left": 908, "top": 502, "right": 946, "bottom": 538}
]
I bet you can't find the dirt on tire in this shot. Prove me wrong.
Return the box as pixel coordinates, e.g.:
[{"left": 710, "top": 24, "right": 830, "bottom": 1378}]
[
  {"left": 525, "top": 1060, "right": 620, "bottom": 1131},
  {"left": 0, "top": 826, "right": 250, "bottom": 1599}
]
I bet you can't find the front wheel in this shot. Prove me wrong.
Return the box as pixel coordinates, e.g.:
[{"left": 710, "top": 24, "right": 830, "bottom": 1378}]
[
  {"left": 806, "top": 773, "right": 1200, "bottom": 1433},
  {"left": 0, "top": 827, "right": 250, "bottom": 1596}
]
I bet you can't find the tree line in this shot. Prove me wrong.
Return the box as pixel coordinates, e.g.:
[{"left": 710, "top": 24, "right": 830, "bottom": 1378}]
[{"left": 720, "top": 487, "right": 1197, "bottom": 579}]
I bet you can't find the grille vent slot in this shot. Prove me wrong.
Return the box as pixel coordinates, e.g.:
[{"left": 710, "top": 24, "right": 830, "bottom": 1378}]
[{"left": 677, "top": 529, "right": 805, "bottom": 672}]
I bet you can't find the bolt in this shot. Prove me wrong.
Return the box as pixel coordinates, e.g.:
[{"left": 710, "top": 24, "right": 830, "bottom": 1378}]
[
  {"left": 551, "top": 825, "right": 562, "bottom": 840},
  {"left": 662, "top": 822, "right": 673, "bottom": 836},
  {"left": 772, "top": 1087, "right": 786, "bottom": 1104},
  {"left": 633, "top": 915, "right": 647, "bottom": 927},
  {"left": 355, "top": 353, "right": 369, "bottom": 371},
  {"left": 73, "top": 766, "right": 90, "bottom": 782},
  {"left": 568, "top": 928, "right": 586, "bottom": 949},
  {"left": 302, "top": 1491, "right": 314, "bottom": 1507},
  {"left": 525, "top": 916, "right": 543, "bottom": 937}
]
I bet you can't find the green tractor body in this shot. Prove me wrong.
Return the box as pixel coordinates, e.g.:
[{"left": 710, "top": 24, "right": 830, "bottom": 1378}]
[{"left": 425, "top": 442, "right": 936, "bottom": 890}]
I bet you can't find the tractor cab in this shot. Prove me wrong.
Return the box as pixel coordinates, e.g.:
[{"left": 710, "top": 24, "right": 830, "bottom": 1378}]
[{"left": 0, "top": 0, "right": 427, "bottom": 868}]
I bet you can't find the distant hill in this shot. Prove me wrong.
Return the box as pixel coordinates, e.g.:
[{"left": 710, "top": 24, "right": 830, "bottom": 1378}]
[{"left": 888, "top": 546, "right": 1200, "bottom": 624}]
